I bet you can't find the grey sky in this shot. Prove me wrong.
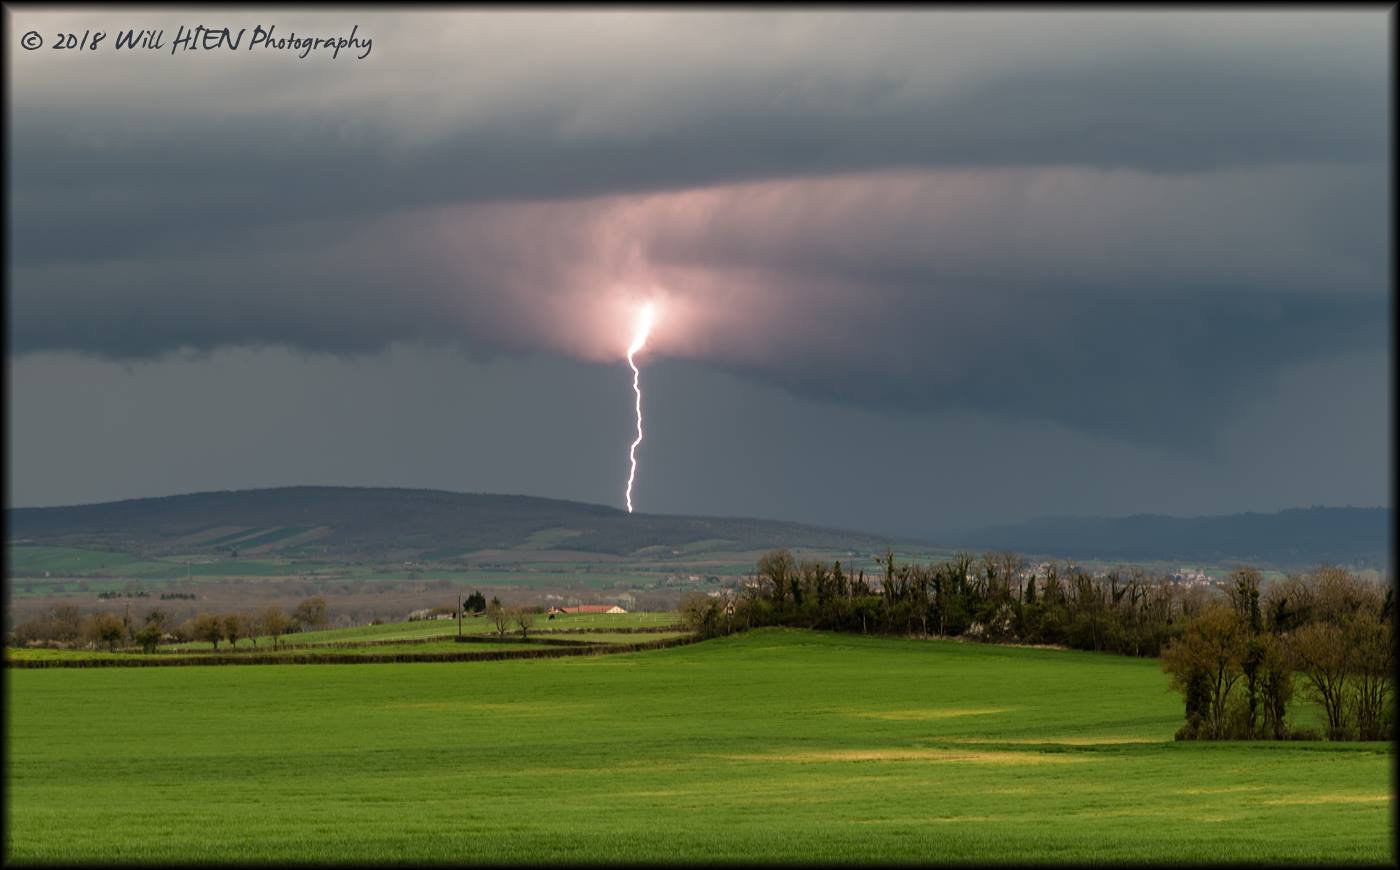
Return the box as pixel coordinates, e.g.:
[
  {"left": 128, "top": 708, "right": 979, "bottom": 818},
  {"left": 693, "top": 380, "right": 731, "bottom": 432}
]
[{"left": 6, "top": 8, "right": 1391, "bottom": 535}]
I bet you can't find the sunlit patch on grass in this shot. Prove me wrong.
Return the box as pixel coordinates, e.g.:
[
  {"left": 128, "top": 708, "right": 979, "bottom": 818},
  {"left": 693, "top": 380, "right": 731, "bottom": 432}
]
[
  {"left": 716, "top": 748, "right": 1089, "bottom": 765},
  {"left": 849, "top": 707, "right": 1012, "bottom": 721},
  {"left": 980, "top": 786, "right": 1036, "bottom": 796},
  {"left": 1260, "top": 794, "right": 1390, "bottom": 806},
  {"left": 1192, "top": 814, "right": 1245, "bottom": 823},
  {"left": 947, "top": 735, "right": 1157, "bottom": 746}
]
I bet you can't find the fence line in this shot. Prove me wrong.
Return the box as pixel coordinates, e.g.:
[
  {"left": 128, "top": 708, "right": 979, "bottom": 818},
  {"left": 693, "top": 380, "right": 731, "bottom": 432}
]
[
  {"left": 7, "top": 634, "right": 701, "bottom": 668},
  {"left": 151, "top": 623, "right": 686, "bottom": 654}
]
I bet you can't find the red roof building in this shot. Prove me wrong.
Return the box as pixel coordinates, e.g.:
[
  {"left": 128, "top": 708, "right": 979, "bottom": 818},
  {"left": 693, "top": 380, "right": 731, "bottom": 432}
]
[{"left": 559, "top": 604, "right": 626, "bottom": 614}]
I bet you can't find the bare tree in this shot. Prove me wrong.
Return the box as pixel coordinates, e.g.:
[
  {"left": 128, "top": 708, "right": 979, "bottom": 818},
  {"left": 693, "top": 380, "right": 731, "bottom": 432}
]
[
  {"left": 1162, "top": 604, "right": 1247, "bottom": 739},
  {"left": 50, "top": 604, "right": 84, "bottom": 644},
  {"left": 487, "top": 597, "right": 509, "bottom": 639},
  {"left": 680, "top": 592, "right": 720, "bottom": 637},
  {"left": 1263, "top": 573, "right": 1314, "bottom": 633},
  {"left": 757, "top": 549, "right": 795, "bottom": 608},
  {"left": 132, "top": 623, "right": 163, "bottom": 653},
  {"left": 192, "top": 613, "right": 225, "bottom": 651},
  {"left": 1288, "top": 620, "right": 1352, "bottom": 740},
  {"left": 514, "top": 606, "right": 536, "bottom": 640},
  {"left": 143, "top": 608, "right": 171, "bottom": 635},
  {"left": 292, "top": 596, "right": 329, "bottom": 632},
  {"left": 1226, "top": 567, "right": 1264, "bottom": 625},
  {"left": 83, "top": 612, "right": 127, "bottom": 652},
  {"left": 1346, "top": 609, "right": 1392, "bottom": 741},
  {"left": 1257, "top": 632, "right": 1295, "bottom": 740},
  {"left": 223, "top": 613, "right": 250, "bottom": 649},
  {"left": 260, "top": 607, "right": 289, "bottom": 650}
]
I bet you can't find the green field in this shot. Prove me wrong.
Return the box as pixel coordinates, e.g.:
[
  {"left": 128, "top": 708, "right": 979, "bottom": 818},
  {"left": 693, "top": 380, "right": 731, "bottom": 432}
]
[
  {"left": 163, "top": 611, "right": 682, "bottom": 650},
  {"left": 4, "top": 640, "right": 550, "bottom": 662},
  {"left": 10, "top": 630, "right": 689, "bottom": 662},
  {"left": 6, "top": 546, "right": 146, "bottom": 574},
  {"left": 5, "top": 541, "right": 690, "bottom": 592},
  {"left": 5, "top": 629, "right": 1391, "bottom": 862}
]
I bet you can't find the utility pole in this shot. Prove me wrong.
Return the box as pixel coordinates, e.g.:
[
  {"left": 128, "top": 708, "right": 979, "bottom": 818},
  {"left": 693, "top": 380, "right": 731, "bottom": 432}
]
[{"left": 457, "top": 591, "right": 463, "bottom": 638}]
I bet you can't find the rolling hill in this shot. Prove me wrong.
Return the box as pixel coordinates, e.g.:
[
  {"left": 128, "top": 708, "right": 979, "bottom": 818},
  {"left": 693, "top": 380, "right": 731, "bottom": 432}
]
[
  {"left": 7, "top": 488, "right": 1388, "bottom": 571},
  {"left": 6, "top": 486, "right": 905, "bottom": 561}
]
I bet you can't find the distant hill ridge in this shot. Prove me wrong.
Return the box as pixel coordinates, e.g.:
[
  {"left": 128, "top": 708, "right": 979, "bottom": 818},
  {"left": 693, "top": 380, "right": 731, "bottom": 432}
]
[
  {"left": 954, "top": 506, "right": 1391, "bottom": 570},
  {"left": 7, "top": 488, "right": 1388, "bottom": 569},
  {"left": 6, "top": 486, "right": 904, "bottom": 559}
]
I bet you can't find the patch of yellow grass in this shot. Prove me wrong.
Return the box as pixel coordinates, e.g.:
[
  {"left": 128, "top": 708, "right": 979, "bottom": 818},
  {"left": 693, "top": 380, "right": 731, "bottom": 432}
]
[
  {"left": 1193, "top": 814, "right": 1244, "bottom": 823},
  {"left": 614, "top": 789, "right": 693, "bottom": 799},
  {"left": 948, "top": 736, "right": 1157, "bottom": 746},
  {"left": 1079, "top": 809, "right": 1167, "bottom": 819},
  {"left": 1260, "top": 794, "right": 1390, "bottom": 806},
  {"left": 1174, "top": 785, "right": 1269, "bottom": 795},
  {"left": 716, "top": 748, "right": 1088, "bottom": 765},
  {"left": 851, "top": 707, "right": 1012, "bottom": 721}
]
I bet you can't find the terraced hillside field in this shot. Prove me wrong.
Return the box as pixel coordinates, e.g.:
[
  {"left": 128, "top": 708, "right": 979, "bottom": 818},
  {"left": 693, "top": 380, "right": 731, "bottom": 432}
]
[{"left": 6, "top": 629, "right": 1391, "bottom": 863}]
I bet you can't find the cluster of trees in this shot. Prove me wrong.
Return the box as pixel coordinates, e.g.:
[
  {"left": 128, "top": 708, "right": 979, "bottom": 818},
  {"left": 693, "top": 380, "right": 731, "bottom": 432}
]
[
  {"left": 9, "top": 596, "right": 333, "bottom": 653},
  {"left": 681, "top": 548, "right": 1206, "bottom": 658},
  {"left": 484, "top": 597, "right": 536, "bottom": 639},
  {"left": 180, "top": 597, "right": 332, "bottom": 651},
  {"left": 1162, "top": 567, "right": 1393, "bottom": 741},
  {"left": 677, "top": 550, "right": 1394, "bottom": 743}
]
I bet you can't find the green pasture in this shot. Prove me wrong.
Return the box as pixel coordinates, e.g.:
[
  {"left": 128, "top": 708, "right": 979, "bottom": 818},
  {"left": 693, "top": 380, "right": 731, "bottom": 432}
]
[
  {"left": 163, "top": 611, "right": 681, "bottom": 650},
  {"left": 8, "top": 633, "right": 687, "bottom": 663},
  {"left": 548, "top": 631, "right": 688, "bottom": 644},
  {"left": 7, "top": 546, "right": 147, "bottom": 575},
  {"left": 4, "top": 639, "right": 550, "bottom": 662},
  {"left": 5, "top": 545, "right": 342, "bottom": 583},
  {"left": 6, "top": 628, "right": 1390, "bottom": 863},
  {"left": 5, "top": 543, "right": 655, "bottom": 590}
]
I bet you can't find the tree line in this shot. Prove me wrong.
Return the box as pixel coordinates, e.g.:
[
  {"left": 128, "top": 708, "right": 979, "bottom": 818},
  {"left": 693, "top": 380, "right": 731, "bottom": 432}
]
[
  {"left": 682, "top": 548, "right": 1201, "bottom": 656},
  {"left": 8, "top": 588, "right": 527, "bottom": 652},
  {"left": 1162, "top": 566, "right": 1392, "bottom": 741},
  {"left": 679, "top": 549, "right": 1392, "bottom": 741},
  {"left": 10, "top": 596, "right": 334, "bottom": 652}
]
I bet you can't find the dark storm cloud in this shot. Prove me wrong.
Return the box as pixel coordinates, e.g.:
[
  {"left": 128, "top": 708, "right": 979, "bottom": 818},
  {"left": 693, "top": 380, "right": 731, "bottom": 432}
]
[
  {"left": 7, "top": 9, "right": 1390, "bottom": 451},
  {"left": 721, "top": 285, "right": 1385, "bottom": 451},
  {"left": 9, "top": 10, "right": 1386, "bottom": 268}
]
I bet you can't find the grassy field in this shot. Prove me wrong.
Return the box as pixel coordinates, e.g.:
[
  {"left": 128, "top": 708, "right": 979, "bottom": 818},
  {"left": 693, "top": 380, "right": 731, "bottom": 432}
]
[
  {"left": 5, "top": 628, "right": 1391, "bottom": 863},
  {"left": 163, "top": 611, "right": 682, "bottom": 650},
  {"left": 6, "top": 546, "right": 147, "bottom": 574},
  {"left": 9, "top": 630, "right": 689, "bottom": 662},
  {"left": 4, "top": 640, "right": 549, "bottom": 662}
]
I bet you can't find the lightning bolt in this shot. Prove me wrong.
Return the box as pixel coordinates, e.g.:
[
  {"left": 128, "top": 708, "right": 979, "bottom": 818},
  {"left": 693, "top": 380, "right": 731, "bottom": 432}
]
[{"left": 624, "top": 302, "right": 655, "bottom": 514}]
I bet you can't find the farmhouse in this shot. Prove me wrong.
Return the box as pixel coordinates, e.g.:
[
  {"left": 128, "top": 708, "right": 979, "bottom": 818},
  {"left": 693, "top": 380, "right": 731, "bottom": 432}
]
[
  {"left": 553, "top": 604, "right": 627, "bottom": 615},
  {"left": 406, "top": 608, "right": 455, "bottom": 621}
]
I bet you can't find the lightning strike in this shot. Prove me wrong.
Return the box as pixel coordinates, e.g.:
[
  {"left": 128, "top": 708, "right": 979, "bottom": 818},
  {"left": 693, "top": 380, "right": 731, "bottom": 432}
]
[{"left": 624, "top": 302, "right": 656, "bottom": 513}]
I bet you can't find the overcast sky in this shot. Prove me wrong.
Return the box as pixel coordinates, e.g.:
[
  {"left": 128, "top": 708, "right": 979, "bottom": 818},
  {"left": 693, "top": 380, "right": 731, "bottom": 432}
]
[{"left": 7, "top": 8, "right": 1391, "bottom": 537}]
